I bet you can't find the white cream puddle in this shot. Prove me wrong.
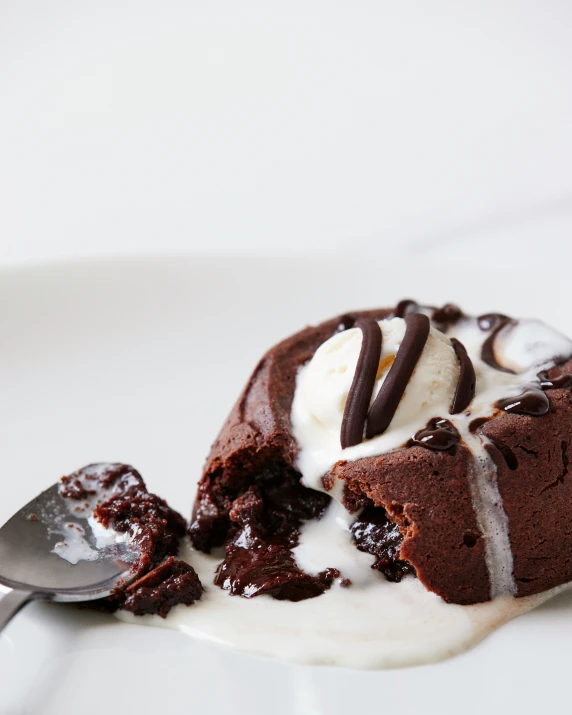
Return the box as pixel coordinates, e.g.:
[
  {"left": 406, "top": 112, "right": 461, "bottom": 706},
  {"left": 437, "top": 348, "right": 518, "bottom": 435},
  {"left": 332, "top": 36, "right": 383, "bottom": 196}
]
[{"left": 114, "top": 503, "right": 569, "bottom": 669}]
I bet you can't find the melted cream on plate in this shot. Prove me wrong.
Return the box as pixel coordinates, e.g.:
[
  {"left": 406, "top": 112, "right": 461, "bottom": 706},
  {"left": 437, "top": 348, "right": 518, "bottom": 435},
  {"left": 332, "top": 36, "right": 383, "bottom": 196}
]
[{"left": 115, "top": 511, "right": 568, "bottom": 669}]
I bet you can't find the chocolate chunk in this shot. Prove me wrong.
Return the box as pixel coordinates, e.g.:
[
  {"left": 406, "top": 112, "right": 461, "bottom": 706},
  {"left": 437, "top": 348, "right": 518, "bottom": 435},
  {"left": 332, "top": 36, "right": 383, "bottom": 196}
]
[
  {"left": 123, "top": 557, "right": 203, "bottom": 618},
  {"left": 213, "top": 464, "right": 337, "bottom": 602}
]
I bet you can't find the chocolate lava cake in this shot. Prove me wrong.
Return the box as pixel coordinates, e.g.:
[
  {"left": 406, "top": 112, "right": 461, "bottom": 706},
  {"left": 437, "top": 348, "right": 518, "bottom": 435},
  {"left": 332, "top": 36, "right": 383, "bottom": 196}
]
[{"left": 190, "top": 301, "right": 572, "bottom": 605}]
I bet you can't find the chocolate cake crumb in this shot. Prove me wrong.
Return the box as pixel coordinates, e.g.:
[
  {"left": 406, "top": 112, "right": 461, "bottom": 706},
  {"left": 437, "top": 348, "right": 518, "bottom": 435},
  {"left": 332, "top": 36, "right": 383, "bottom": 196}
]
[
  {"left": 59, "top": 475, "right": 96, "bottom": 500},
  {"left": 122, "top": 557, "right": 203, "bottom": 617},
  {"left": 93, "top": 466, "right": 187, "bottom": 577},
  {"left": 59, "top": 463, "right": 203, "bottom": 616}
]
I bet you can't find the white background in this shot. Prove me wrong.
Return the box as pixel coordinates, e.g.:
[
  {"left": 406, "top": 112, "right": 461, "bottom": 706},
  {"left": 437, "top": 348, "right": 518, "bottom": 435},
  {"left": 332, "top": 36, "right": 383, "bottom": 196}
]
[
  {"left": 2, "top": 256, "right": 572, "bottom": 715},
  {"left": 1, "top": 7, "right": 572, "bottom": 710},
  {"left": 1, "top": 0, "right": 572, "bottom": 266}
]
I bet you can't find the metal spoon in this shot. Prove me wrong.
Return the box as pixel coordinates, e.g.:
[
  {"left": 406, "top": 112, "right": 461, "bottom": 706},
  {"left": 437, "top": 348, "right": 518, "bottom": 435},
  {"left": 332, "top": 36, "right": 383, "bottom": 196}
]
[{"left": 0, "top": 482, "right": 135, "bottom": 632}]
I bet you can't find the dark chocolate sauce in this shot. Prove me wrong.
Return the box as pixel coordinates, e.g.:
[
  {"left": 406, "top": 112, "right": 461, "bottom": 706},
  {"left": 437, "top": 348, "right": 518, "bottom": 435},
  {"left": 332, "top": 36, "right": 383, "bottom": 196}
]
[
  {"left": 469, "top": 416, "right": 491, "bottom": 433},
  {"left": 366, "top": 313, "right": 430, "bottom": 438},
  {"left": 410, "top": 418, "right": 460, "bottom": 452},
  {"left": 394, "top": 299, "right": 419, "bottom": 318},
  {"left": 537, "top": 370, "right": 572, "bottom": 390},
  {"left": 478, "top": 313, "right": 515, "bottom": 374},
  {"left": 496, "top": 389, "right": 550, "bottom": 416},
  {"left": 213, "top": 464, "right": 338, "bottom": 601},
  {"left": 450, "top": 337, "right": 476, "bottom": 414},
  {"left": 350, "top": 506, "right": 415, "bottom": 582},
  {"left": 340, "top": 319, "right": 382, "bottom": 449},
  {"left": 432, "top": 303, "right": 464, "bottom": 332},
  {"left": 394, "top": 299, "right": 464, "bottom": 333}
]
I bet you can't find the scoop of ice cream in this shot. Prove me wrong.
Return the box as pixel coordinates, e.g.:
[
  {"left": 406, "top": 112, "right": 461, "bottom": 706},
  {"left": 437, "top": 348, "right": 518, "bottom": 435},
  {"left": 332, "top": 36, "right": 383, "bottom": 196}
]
[{"left": 294, "top": 317, "right": 459, "bottom": 441}]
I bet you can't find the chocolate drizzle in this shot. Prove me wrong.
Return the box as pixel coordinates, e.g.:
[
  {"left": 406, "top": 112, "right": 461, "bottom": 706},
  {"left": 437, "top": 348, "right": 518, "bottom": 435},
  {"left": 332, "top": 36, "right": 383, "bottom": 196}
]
[
  {"left": 432, "top": 303, "right": 464, "bottom": 333},
  {"left": 394, "top": 299, "right": 419, "bottom": 318},
  {"left": 394, "top": 299, "right": 463, "bottom": 333},
  {"left": 538, "top": 370, "right": 572, "bottom": 390},
  {"left": 410, "top": 418, "right": 460, "bottom": 452},
  {"left": 450, "top": 338, "right": 476, "bottom": 414},
  {"left": 340, "top": 319, "right": 382, "bottom": 449},
  {"left": 469, "top": 416, "right": 490, "bottom": 433},
  {"left": 366, "top": 313, "right": 430, "bottom": 439},
  {"left": 497, "top": 389, "right": 550, "bottom": 416},
  {"left": 479, "top": 313, "right": 516, "bottom": 374}
]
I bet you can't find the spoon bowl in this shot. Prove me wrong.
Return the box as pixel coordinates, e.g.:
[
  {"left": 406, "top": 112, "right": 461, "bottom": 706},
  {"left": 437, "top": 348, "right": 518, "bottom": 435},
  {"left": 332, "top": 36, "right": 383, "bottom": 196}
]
[{"left": 0, "top": 482, "right": 135, "bottom": 630}]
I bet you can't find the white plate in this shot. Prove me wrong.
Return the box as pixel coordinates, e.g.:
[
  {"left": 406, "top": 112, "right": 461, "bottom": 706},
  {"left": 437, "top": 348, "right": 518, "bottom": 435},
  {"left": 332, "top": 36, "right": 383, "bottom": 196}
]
[{"left": 1, "top": 254, "right": 571, "bottom": 715}]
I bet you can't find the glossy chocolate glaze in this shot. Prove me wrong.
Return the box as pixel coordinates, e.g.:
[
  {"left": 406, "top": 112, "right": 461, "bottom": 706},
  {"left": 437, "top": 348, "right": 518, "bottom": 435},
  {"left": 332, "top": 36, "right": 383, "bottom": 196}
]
[
  {"left": 497, "top": 389, "right": 550, "bottom": 416},
  {"left": 350, "top": 505, "right": 415, "bottom": 582},
  {"left": 410, "top": 418, "right": 460, "bottom": 452},
  {"left": 538, "top": 370, "right": 572, "bottom": 390}
]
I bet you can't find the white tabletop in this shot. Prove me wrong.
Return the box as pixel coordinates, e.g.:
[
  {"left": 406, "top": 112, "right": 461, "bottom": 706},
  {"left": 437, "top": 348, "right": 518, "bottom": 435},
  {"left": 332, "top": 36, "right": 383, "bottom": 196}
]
[{"left": 1, "top": 1, "right": 572, "bottom": 266}]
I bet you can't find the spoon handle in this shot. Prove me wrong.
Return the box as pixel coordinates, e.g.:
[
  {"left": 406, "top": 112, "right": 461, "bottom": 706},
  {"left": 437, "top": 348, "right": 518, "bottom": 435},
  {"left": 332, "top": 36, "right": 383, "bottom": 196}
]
[{"left": 0, "top": 589, "right": 37, "bottom": 632}]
